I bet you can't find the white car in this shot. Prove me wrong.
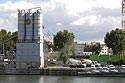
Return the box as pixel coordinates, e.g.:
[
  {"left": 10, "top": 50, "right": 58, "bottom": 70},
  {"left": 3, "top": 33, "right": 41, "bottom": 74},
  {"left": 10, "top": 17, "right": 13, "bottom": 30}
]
[
  {"left": 109, "top": 69, "right": 119, "bottom": 72},
  {"left": 109, "top": 65, "right": 115, "bottom": 69},
  {"left": 96, "top": 66, "right": 103, "bottom": 70},
  {"left": 103, "top": 66, "right": 109, "bottom": 70},
  {"left": 101, "top": 66, "right": 109, "bottom": 73},
  {"left": 91, "top": 69, "right": 100, "bottom": 73},
  {"left": 121, "top": 65, "right": 125, "bottom": 69},
  {"left": 91, "top": 65, "right": 96, "bottom": 69}
]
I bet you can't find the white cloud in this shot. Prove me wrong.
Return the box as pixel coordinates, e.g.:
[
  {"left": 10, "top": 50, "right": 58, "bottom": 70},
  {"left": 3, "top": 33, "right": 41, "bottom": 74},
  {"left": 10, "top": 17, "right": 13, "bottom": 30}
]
[
  {"left": 50, "top": 0, "right": 56, "bottom": 10},
  {"left": 56, "top": 22, "right": 62, "bottom": 26},
  {"left": 0, "top": 0, "right": 122, "bottom": 42},
  {"left": 70, "top": 15, "right": 100, "bottom": 26},
  {"left": 0, "top": 0, "right": 51, "bottom": 31},
  {"left": 53, "top": 0, "right": 121, "bottom": 14}
]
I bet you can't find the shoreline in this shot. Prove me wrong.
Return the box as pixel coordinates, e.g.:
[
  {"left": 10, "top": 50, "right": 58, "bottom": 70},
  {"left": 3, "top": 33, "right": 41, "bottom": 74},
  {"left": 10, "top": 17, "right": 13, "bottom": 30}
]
[{"left": 0, "top": 67, "right": 125, "bottom": 77}]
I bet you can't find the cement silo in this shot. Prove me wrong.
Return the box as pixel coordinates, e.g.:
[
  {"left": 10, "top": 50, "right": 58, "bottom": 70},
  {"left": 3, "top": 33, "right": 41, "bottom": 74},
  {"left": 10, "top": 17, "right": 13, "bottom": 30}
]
[{"left": 16, "top": 7, "right": 44, "bottom": 69}]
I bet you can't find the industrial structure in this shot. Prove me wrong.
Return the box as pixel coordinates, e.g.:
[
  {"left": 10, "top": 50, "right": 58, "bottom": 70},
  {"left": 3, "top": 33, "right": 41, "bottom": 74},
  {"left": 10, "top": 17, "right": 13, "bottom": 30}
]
[
  {"left": 122, "top": 0, "right": 125, "bottom": 29},
  {"left": 122, "top": 0, "right": 125, "bottom": 62},
  {"left": 16, "top": 7, "right": 44, "bottom": 69}
]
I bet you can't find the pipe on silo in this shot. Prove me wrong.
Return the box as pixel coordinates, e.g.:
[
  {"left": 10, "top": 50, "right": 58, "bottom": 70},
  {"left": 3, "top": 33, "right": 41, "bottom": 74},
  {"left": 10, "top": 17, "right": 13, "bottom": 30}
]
[
  {"left": 32, "top": 13, "right": 34, "bottom": 41},
  {"left": 24, "top": 13, "right": 26, "bottom": 41}
]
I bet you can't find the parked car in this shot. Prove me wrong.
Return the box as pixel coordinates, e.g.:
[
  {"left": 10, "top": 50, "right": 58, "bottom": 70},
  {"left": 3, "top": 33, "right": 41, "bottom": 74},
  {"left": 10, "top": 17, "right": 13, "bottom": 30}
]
[
  {"left": 92, "top": 61, "right": 101, "bottom": 67},
  {"left": 109, "top": 65, "right": 115, "bottom": 69},
  {"left": 101, "top": 66, "right": 109, "bottom": 73},
  {"left": 91, "top": 65, "right": 96, "bottom": 69},
  {"left": 103, "top": 66, "right": 109, "bottom": 70},
  {"left": 121, "top": 65, "right": 125, "bottom": 69},
  {"left": 68, "top": 58, "right": 86, "bottom": 68},
  {"left": 96, "top": 66, "right": 103, "bottom": 70},
  {"left": 120, "top": 65, "right": 125, "bottom": 72}
]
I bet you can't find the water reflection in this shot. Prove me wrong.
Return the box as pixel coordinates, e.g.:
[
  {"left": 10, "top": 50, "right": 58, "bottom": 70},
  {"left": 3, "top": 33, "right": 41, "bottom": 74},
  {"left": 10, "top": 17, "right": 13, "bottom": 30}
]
[{"left": 0, "top": 75, "right": 125, "bottom": 83}]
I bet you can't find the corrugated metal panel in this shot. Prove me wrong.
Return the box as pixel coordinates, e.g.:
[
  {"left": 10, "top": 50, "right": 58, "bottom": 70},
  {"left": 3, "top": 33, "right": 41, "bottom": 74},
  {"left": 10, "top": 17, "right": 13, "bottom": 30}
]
[
  {"left": 18, "top": 27, "right": 24, "bottom": 31},
  {"left": 34, "top": 36, "right": 40, "bottom": 40},
  {"left": 16, "top": 62, "right": 27, "bottom": 69},
  {"left": 34, "top": 24, "right": 40, "bottom": 28},
  {"left": 22, "top": 50, "right": 40, "bottom": 56},
  {"left": 18, "top": 31, "right": 25, "bottom": 36},
  {"left": 18, "top": 13, "right": 25, "bottom": 20},
  {"left": 26, "top": 31, "right": 33, "bottom": 36},
  {"left": 18, "top": 13, "right": 25, "bottom": 40},
  {"left": 16, "top": 54, "right": 40, "bottom": 62},
  {"left": 34, "top": 13, "right": 40, "bottom": 19},
  {"left": 25, "top": 13, "right": 33, "bottom": 40},
  {"left": 26, "top": 35, "right": 32, "bottom": 39},
  {"left": 34, "top": 31, "right": 41, "bottom": 36},
  {"left": 34, "top": 26, "right": 40, "bottom": 31},
  {"left": 18, "top": 24, "right": 25, "bottom": 28},
  {"left": 26, "top": 26, "right": 33, "bottom": 31},
  {"left": 16, "top": 43, "right": 41, "bottom": 50},
  {"left": 18, "top": 35, "right": 24, "bottom": 39}
]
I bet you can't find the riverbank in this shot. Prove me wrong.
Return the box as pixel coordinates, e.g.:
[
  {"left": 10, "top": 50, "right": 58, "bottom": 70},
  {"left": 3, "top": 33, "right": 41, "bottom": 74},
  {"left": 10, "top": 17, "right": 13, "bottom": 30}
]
[
  {"left": 0, "top": 66, "right": 125, "bottom": 77},
  {"left": 40, "top": 67, "right": 125, "bottom": 77}
]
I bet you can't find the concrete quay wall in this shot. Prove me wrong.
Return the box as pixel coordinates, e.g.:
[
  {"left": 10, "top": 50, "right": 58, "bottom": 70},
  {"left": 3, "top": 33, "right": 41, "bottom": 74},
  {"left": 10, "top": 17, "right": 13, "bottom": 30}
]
[{"left": 40, "top": 67, "right": 87, "bottom": 76}]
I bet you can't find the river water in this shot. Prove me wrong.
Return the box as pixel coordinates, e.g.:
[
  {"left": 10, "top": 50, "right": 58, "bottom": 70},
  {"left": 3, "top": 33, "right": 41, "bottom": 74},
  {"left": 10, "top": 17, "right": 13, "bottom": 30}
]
[{"left": 0, "top": 75, "right": 125, "bottom": 83}]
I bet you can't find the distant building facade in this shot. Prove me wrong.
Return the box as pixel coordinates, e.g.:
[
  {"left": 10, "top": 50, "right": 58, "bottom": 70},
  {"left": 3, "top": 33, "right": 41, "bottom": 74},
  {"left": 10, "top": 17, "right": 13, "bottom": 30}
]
[
  {"left": 99, "top": 44, "right": 113, "bottom": 55},
  {"left": 72, "top": 42, "right": 93, "bottom": 57},
  {"left": 74, "top": 42, "right": 84, "bottom": 56}
]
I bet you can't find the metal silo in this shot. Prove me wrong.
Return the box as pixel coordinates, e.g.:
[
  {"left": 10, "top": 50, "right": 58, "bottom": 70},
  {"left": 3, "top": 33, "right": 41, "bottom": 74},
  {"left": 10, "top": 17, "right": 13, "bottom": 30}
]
[
  {"left": 18, "top": 13, "right": 25, "bottom": 41},
  {"left": 33, "top": 12, "right": 43, "bottom": 42},
  {"left": 16, "top": 7, "right": 44, "bottom": 69},
  {"left": 33, "top": 11, "right": 44, "bottom": 67},
  {"left": 25, "top": 13, "right": 33, "bottom": 40}
]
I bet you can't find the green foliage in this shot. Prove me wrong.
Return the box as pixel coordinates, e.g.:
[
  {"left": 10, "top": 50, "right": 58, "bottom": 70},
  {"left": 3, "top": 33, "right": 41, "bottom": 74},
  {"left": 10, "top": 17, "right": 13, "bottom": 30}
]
[
  {"left": 84, "top": 43, "right": 100, "bottom": 54},
  {"left": 63, "top": 52, "right": 69, "bottom": 64},
  {"left": 104, "top": 28, "right": 125, "bottom": 54},
  {"left": 99, "top": 55, "right": 110, "bottom": 62},
  {"left": 90, "top": 54, "right": 99, "bottom": 61},
  {"left": 110, "top": 54, "right": 121, "bottom": 62},
  {"left": 90, "top": 43, "right": 100, "bottom": 54},
  {"left": 90, "top": 54, "right": 122, "bottom": 64},
  {"left": 53, "top": 30, "right": 75, "bottom": 52},
  {"left": 0, "top": 29, "right": 17, "bottom": 54},
  {"left": 53, "top": 30, "right": 75, "bottom": 63}
]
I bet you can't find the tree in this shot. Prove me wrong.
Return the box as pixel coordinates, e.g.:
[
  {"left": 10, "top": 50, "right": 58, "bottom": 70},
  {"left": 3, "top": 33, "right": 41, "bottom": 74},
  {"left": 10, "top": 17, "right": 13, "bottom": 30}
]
[
  {"left": 0, "top": 29, "right": 17, "bottom": 54},
  {"left": 53, "top": 30, "right": 75, "bottom": 63},
  {"left": 90, "top": 43, "right": 100, "bottom": 54},
  {"left": 54, "top": 30, "right": 75, "bottom": 51},
  {"left": 104, "top": 28, "right": 125, "bottom": 54},
  {"left": 83, "top": 42, "right": 100, "bottom": 54}
]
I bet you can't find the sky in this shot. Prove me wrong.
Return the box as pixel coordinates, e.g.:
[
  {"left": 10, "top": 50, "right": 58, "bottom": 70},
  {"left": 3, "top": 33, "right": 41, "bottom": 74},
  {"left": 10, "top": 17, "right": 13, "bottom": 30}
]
[{"left": 0, "top": 0, "right": 122, "bottom": 42}]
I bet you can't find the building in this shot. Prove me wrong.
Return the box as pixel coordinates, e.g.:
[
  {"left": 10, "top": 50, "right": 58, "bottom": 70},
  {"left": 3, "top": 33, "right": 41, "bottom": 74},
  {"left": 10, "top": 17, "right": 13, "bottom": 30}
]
[
  {"left": 73, "top": 42, "right": 93, "bottom": 58},
  {"left": 16, "top": 7, "right": 44, "bottom": 69},
  {"left": 74, "top": 42, "right": 84, "bottom": 56},
  {"left": 99, "top": 44, "right": 112, "bottom": 55}
]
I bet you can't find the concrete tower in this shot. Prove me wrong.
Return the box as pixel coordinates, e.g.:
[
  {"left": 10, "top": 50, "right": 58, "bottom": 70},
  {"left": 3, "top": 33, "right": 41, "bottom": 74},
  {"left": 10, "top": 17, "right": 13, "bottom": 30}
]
[{"left": 16, "top": 7, "right": 44, "bottom": 69}]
